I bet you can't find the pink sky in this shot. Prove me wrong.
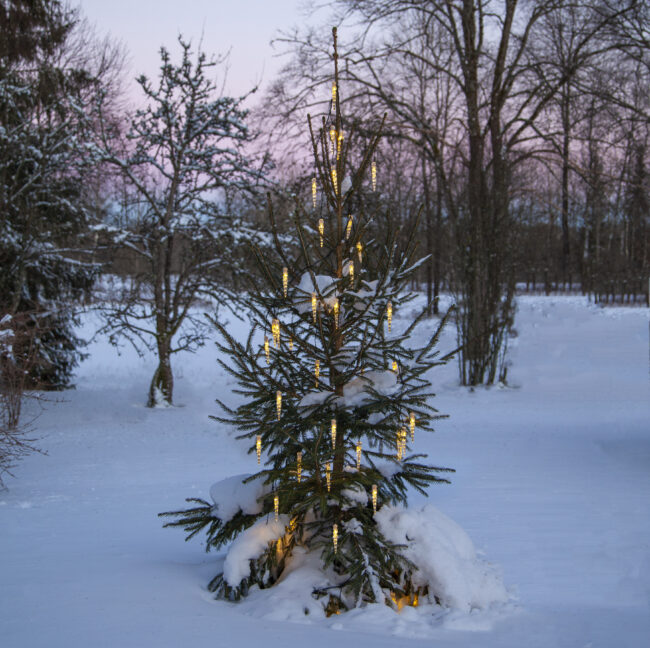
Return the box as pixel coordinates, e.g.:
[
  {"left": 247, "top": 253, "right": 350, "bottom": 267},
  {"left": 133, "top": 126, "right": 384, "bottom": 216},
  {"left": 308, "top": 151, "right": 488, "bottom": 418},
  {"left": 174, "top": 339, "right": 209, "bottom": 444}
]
[{"left": 77, "top": 0, "right": 313, "bottom": 103}]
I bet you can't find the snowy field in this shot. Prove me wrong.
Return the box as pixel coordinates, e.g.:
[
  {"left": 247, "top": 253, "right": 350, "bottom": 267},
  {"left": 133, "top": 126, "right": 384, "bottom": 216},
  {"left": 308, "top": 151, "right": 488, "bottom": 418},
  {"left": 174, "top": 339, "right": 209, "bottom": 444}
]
[{"left": 1, "top": 295, "right": 649, "bottom": 648}]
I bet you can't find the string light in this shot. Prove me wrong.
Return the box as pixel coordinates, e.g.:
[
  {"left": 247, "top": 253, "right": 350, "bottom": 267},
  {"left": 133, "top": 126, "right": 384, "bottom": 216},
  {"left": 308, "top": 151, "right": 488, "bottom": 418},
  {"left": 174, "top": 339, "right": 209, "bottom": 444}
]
[
  {"left": 326, "top": 462, "right": 331, "bottom": 492},
  {"left": 371, "top": 160, "right": 377, "bottom": 191},
  {"left": 256, "top": 435, "right": 261, "bottom": 464},
  {"left": 372, "top": 484, "right": 377, "bottom": 514},
  {"left": 282, "top": 267, "right": 288, "bottom": 298},
  {"left": 356, "top": 442, "right": 362, "bottom": 470},
  {"left": 312, "top": 176, "right": 317, "bottom": 209},
  {"left": 333, "top": 523, "right": 338, "bottom": 553},
  {"left": 387, "top": 301, "right": 393, "bottom": 332},
  {"left": 333, "top": 298, "right": 339, "bottom": 329},
  {"left": 314, "top": 359, "right": 320, "bottom": 387},
  {"left": 331, "top": 418, "right": 337, "bottom": 449},
  {"left": 349, "top": 260, "right": 354, "bottom": 284},
  {"left": 392, "top": 360, "right": 399, "bottom": 374},
  {"left": 311, "top": 293, "right": 317, "bottom": 322},
  {"left": 397, "top": 429, "right": 403, "bottom": 461},
  {"left": 297, "top": 451, "right": 302, "bottom": 483},
  {"left": 356, "top": 241, "right": 363, "bottom": 263},
  {"left": 318, "top": 218, "right": 324, "bottom": 247},
  {"left": 264, "top": 335, "right": 270, "bottom": 364},
  {"left": 276, "top": 391, "right": 282, "bottom": 420},
  {"left": 272, "top": 319, "right": 280, "bottom": 348},
  {"left": 409, "top": 412, "right": 415, "bottom": 442},
  {"left": 332, "top": 168, "right": 338, "bottom": 194},
  {"left": 345, "top": 215, "right": 353, "bottom": 239},
  {"left": 274, "top": 495, "right": 279, "bottom": 522}
]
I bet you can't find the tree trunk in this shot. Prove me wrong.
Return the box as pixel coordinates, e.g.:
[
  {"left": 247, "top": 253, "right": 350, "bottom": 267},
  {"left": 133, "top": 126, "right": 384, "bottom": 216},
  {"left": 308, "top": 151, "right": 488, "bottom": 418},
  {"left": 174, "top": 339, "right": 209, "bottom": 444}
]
[{"left": 148, "top": 338, "right": 173, "bottom": 407}]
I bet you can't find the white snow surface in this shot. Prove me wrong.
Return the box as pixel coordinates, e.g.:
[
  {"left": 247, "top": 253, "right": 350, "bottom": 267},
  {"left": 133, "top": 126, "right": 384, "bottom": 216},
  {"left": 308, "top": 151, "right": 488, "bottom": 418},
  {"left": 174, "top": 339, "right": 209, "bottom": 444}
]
[
  {"left": 375, "top": 504, "right": 509, "bottom": 612},
  {"left": 1, "top": 295, "right": 649, "bottom": 648},
  {"left": 223, "top": 514, "right": 288, "bottom": 586},
  {"left": 209, "top": 473, "right": 267, "bottom": 521}
]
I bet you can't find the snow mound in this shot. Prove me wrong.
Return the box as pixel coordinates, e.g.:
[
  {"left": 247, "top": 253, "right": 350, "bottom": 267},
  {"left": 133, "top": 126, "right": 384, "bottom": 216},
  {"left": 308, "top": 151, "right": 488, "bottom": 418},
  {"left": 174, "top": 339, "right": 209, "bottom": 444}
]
[
  {"left": 209, "top": 474, "right": 267, "bottom": 521},
  {"left": 375, "top": 504, "right": 509, "bottom": 612},
  {"left": 223, "top": 514, "right": 289, "bottom": 586}
]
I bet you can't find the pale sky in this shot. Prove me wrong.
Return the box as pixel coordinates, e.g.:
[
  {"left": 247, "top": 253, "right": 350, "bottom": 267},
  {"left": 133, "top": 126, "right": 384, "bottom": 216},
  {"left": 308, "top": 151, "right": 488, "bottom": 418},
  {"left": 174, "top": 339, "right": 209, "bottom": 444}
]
[{"left": 76, "top": 0, "right": 315, "bottom": 103}]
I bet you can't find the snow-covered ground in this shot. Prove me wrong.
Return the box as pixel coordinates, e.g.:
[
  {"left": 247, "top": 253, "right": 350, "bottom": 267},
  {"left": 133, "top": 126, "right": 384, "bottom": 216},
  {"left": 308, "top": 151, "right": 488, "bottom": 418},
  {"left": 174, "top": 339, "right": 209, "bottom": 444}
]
[{"left": 1, "top": 296, "right": 648, "bottom": 648}]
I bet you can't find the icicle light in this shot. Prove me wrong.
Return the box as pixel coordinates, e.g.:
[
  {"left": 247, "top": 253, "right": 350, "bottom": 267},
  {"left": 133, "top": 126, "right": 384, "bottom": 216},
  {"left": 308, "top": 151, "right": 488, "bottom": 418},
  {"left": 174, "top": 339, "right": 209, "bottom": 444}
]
[
  {"left": 256, "top": 435, "right": 261, "bottom": 464},
  {"left": 288, "top": 336, "right": 294, "bottom": 351},
  {"left": 264, "top": 335, "right": 270, "bottom": 364},
  {"left": 349, "top": 261, "right": 354, "bottom": 284},
  {"left": 276, "top": 538, "right": 282, "bottom": 553},
  {"left": 318, "top": 218, "right": 325, "bottom": 247},
  {"left": 356, "top": 442, "right": 362, "bottom": 470},
  {"left": 371, "top": 160, "right": 377, "bottom": 191},
  {"left": 326, "top": 462, "right": 331, "bottom": 492},
  {"left": 392, "top": 360, "right": 399, "bottom": 374},
  {"left": 329, "top": 128, "right": 336, "bottom": 156},
  {"left": 331, "top": 418, "right": 337, "bottom": 449},
  {"left": 387, "top": 301, "right": 393, "bottom": 332},
  {"left": 396, "top": 430, "right": 403, "bottom": 461},
  {"left": 311, "top": 293, "right": 317, "bottom": 323},
  {"left": 297, "top": 452, "right": 302, "bottom": 483},
  {"left": 333, "top": 523, "right": 338, "bottom": 553},
  {"left": 409, "top": 412, "right": 415, "bottom": 442},
  {"left": 331, "top": 168, "right": 338, "bottom": 194},
  {"left": 282, "top": 267, "right": 288, "bottom": 298},
  {"left": 274, "top": 495, "right": 279, "bottom": 522},
  {"left": 312, "top": 176, "right": 317, "bottom": 209},
  {"left": 372, "top": 484, "right": 377, "bottom": 514},
  {"left": 314, "top": 359, "right": 320, "bottom": 387},
  {"left": 272, "top": 319, "right": 280, "bottom": 348},
  {"left": 276, "top": 391, "right": 282, "bottom": 420},
  {"left": 337, "top": 131, "right": 343, "bottom": 159},
  {"left": 333, "top": 299, "right": 339, "bottom": 329},
  {"left": 345, "top": 215, "right": 353, "bottom": 239},
  {"left": 356, "top": 241, "right": 363, "bottom": 264},
  {"left": 332, "top": 83, "right": 337, "bottom": 108}
]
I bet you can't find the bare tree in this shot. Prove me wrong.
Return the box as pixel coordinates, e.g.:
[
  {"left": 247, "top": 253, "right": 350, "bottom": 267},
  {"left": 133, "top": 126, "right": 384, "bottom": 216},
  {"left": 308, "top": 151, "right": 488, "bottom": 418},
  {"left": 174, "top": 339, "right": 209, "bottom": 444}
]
[{"left": 93, "top": 38, "right": 267, "bottom": 407}]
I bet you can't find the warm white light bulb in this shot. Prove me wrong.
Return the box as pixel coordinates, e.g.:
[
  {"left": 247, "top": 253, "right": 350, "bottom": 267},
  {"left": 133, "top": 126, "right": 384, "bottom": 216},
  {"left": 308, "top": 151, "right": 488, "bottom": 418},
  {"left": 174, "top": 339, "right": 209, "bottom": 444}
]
[
  {"left": 372, "top": 484, "right": 377, "bottom": 514},
  {"left": 297, "top": 451, "right": 302, "bottom": 483},
  {"left": 409, "top": 412, "right": 415, "bottom": 442},
  {"left": 274, "top": 495, "right": 279, "bottom": 522},
  {"left": 311, "top": 293, "right": 317, "bottom": 323},
  {"left": 333, "top": 523, "right": 338, "bottom": 553},
  {"left": 349, "top": 261, "right": 354, "bottom": 284},
  {"left": 264, "top": 336, "right": 270, "bottom": 364},
  {"left": 346, "top": 215, "right": 353, "bottom": 239},
  {"left": 276, "top": 391, "right": 282, "bottom": 420},
  {"left": 326, "top": 462, "right": 331, "bottom": 492},
  {"left": 333, "top": 299, "right": 339, "bottom": 329},
  {"left": 331, "top": 418, "right": 337, "bottom": 449},
  {"left": 356, "top": 442, "right": 362, "bottom": 470},
  {"left": 318, "top": 218, "right": 325, "bottom": 248},
  {"left": 256, "top": 435, "right": 261, "bottom": 464},
  {"left": 356, "top": 241, "right": 362, "bottom": 264},
  {"left": 272, "top": 319, "right": 280, "bottom": 348},
  {"left": 331, "top": 169, "right": 338, "bottom": 195},
  {"left": 314, "top": 359, "right": 320, "bottom": 387},
  {"left": 387, "top": 301, "right": 393, "bottom": 332},
  {"left": 312, "top": 176, "right": 317, "bottom": 209},
  {"left": 392, "top": 360, "right": 398, "bottom": 374},
  {"left": 371, "top": 160, "right": 377, "bottom": 191},
  {"left": 282, "top": 267, "right": 288, "bottom": 298}
]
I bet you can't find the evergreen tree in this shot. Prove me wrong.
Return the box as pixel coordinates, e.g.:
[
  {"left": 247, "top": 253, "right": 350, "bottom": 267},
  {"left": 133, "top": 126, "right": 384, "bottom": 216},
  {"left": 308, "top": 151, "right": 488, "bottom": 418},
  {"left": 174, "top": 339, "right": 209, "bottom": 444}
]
[
  {"left": 0, "top": 0, "right": 114, "bottom": 388},
  {"left": 161, "top": 29, "right": 454, "bottom": 613}
]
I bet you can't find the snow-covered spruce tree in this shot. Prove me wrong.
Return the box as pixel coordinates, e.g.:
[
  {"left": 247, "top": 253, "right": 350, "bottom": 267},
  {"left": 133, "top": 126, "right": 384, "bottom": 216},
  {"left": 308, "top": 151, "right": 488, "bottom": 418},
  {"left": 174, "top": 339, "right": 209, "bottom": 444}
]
[
  {"left": 93, "top": 37, "right": 267, "bottom": 407},
  {"left": 160, "top": 28, "right": 455, "bottom": 613},
  {"left": 0, "top": 0, "right": 108, "bottom": 389}
]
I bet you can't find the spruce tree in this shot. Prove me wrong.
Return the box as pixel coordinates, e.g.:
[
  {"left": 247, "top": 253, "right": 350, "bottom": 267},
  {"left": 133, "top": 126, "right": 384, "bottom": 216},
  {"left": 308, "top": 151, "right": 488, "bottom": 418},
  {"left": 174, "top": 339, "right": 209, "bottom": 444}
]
[{"left": 161, "top": 28, "right": 455, "bottom": 613}]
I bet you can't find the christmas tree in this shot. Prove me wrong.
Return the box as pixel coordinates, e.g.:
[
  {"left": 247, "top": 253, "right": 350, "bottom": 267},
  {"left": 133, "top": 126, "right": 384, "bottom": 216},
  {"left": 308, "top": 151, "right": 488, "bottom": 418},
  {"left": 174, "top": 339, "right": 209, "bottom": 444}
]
[{"left": 160, "top": 28, "right": 455, "bottom": 614}]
